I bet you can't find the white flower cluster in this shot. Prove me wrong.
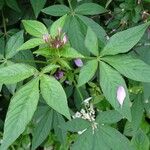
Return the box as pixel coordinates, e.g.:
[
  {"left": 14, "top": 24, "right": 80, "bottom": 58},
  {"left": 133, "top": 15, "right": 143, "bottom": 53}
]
[
  {"left": 72, "top": 97, "right": 98, "bottom": 134},
  {"left": 72, "top": 97, "right": 96, "bottom": 122}
]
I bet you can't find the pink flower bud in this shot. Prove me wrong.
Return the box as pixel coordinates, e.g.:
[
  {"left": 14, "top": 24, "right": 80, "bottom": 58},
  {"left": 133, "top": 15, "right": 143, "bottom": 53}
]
[
  {"left": 117, "top": 86, "right": 126, "bottom": 107},
  {"left": 42, "top": 34, "right": 50, "bottom": 43},
  {"left": 74, "top": 58, "right": 83, "bottom": 67},
  {"left": 63, "top": 34, "right": 68, "bottom": 44}
]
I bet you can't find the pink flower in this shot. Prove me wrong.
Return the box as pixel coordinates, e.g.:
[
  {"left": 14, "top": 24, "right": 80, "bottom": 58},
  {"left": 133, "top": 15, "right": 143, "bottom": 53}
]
[
  {"left": 74, "top": 58, "right": 83, "bottom": 67},
  {"left": 117, "top": 86, "right": 126, "bottom": 107}
]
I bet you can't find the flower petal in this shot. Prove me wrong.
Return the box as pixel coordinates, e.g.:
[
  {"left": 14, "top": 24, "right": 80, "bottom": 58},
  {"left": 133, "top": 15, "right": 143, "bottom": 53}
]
[{"left": 117, "top": 85, "right": 126, "bottom": 107}]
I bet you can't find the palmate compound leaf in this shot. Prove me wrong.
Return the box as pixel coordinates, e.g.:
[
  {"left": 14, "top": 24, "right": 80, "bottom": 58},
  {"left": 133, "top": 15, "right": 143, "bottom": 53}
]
[
  {"left": 40, "top": 75, "right": 71, "bottom": 120},
  {"left": 71, "top": 124, "right": 134, "bottom": 150},
  {"left": 102, "top": 55, "right": 150, "bottom": 82},
  {"left": 99, "top": 61, "right": 131, "bottom": 121},
  {"left": 0, "top": 78, "right": 40, "bottom": 150},
  {"left": 0, "top": 63, "right": 37, "bottom": 84},
  {"left": 100, "top": 22, "right": 150, "bottom": 56}
]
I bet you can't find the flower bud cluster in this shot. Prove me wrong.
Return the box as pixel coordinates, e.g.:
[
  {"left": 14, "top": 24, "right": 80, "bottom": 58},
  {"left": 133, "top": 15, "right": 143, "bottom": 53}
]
[{"left": 42, "top": 27, "right": 68, "bottom": 49}]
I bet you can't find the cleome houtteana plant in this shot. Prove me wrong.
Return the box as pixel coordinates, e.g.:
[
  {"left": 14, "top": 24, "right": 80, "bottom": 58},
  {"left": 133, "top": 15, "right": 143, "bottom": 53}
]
[{"left": 0, "top": 0, "right": 150, "bottom": 150}]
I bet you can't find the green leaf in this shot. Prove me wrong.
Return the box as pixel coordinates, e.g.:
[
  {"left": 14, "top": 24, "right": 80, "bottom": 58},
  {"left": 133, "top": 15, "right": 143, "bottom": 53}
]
[
  {"left": 6, "top": 83, "right": 17, "bottom": 95},
  {"left": 30, "top": 0, "right": 46, "bottom": 18},
  {"left": 13, "top": 50, "right": 36, "bottom": 67},
  {"left": 5, "top": 31, "right": 24, "bottom": 59},
  {"left": 96, "top": 110, "right": 123, "bottom": 124},
  {"left": 40, "top": 75, "right": 71, "bottom": 119},
  {"left": 22, "top": 20, "right": 48, "bottom": 38},
  {"left": 131, "top": 94, "right": 144, "bottom": 134},
  {"left": 33, "top": 47, "right": 52, "bottom": 57},
  {"left": 0, "top": 63, "right": 36, "bottom": 84},
  {"left": 77, "top": 15, "right": 107, "bottom": 47},
  {"left": 72, "top": 125, "right": 134, "bottom": 150},
  {"left": 41, "top": 64, "right": 60, "bottom": 73},
  {"left": 99, "top": 125, "right": 134, "bottom": 150},
  {"left": 18, "top": 38, "right": 45, "bottom": 51},
  {"left": 101, "top": 22, "right": 150, "bottom": 56},
  {"left": 42, "top": 5, "right": 70, "bottom": 16},
  {"left": 0, "top": 78, "right": 39, "bottom": 150},
  {"left": 31, "top": 109, "right": 53, "bottom": 150},
  {"left": 85, "top": 27, "right": 99, "bottom": 56},
  {"left": 71, "top": 128, "right": 95, "bottom": 150},
  {"left": 60, "top": 47, "right": 84, "bottom": 58},
  {"left": 6, "top": 0, "right": 21, "bottom": 12},
  {"left": 75, "top": 3, "right": 106, "bottom": 15},
  {"left": 53, "top": 112, "right": 67, "bottom": 143},
  {"left": 60, "top": 118, "right": 90, "bottom": 132},
  {"left": 102, "top": 55, "right": 150, "bottom": 82},
  {"left": 99, "top": 61, "right": 131, "bottom": 121},
  {"left": 50, "top": 14, "right": 67, "bottom": 38},
  {"left": 78, "top": 59, "right": 98, "bottom": 87},
  {"left": 64, "top": 16, "right": 88, "bottom": 55},
  {"left": 131, "top": 129, "right": 150, "bottom": 150}
]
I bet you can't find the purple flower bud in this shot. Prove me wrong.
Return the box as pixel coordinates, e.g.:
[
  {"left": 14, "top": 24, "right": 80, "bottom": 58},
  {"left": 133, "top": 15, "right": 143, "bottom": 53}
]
[
  {"left": 148, "top": 28, "right": 150, "bottom": 39},
  {"left": 43, "top": 34, "right": 50, "bottom": 43},
  {"left": 54, "top": 70, "right": 64, "bottom": 80},
  {"left": 74, "top": 58, "right": 83, "bottom": 67},
  {"left": 63, "top": 34, "right": 68, "bottom": 44},
  {"left": 117, "top": 86, "right": 126, "bottom": 107}
]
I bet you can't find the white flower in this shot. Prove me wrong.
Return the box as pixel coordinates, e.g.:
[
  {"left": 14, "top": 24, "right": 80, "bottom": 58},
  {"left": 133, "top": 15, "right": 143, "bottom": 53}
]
[
  {"left": 117, "top": 86, "right": 126, "bottom": 107},
  {"left": 72, "top": 112, "right": 82, "bottom": 119}
]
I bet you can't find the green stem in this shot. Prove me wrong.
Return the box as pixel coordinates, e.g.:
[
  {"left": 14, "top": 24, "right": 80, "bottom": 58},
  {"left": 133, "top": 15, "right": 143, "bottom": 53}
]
[
  {"left": 67, "top": 0, "right": 73, "bottom": 12},
  {"left": 2, "top": 10, "right": 7, "bottom": 36}
]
